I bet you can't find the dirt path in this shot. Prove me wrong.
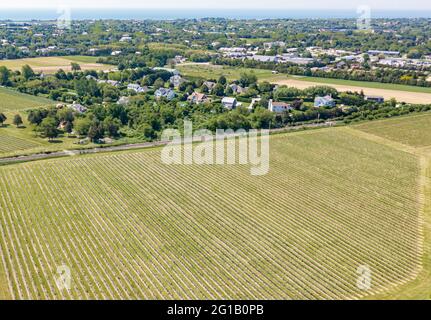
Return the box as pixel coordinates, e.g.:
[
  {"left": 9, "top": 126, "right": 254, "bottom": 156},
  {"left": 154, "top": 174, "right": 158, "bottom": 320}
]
[
  {"left": 273, "top": 78, "right": 431, "bottom": 104},
  {"left": 0, "top": 122, "right": 337, "bottom": 166}
]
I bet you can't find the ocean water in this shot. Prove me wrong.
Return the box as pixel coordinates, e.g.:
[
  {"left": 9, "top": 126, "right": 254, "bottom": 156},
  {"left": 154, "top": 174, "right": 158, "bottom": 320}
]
[{"left": 0, "top": 9, "right": 430, "bottom": 20}]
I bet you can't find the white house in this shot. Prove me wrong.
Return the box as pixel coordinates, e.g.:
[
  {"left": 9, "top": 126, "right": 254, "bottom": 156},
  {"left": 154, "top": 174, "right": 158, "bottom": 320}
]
[
  {"left": 221, "top": 97, "right": 237, "bottom": 110},
  {"left": 248, "top": 98, "right": 261, "bottom": 110},
  {"left": 170, "top": 75, "right": 185, "bottom": 88},
  {"left": 127, "top": 83, "right": 148, "bottom": 93},
  {"left": 119, "top": 35, "right": 132, "bottom": 42},
  {"left": 69, "top": 102, "right": 87, "bottom": 114},
  {"left": 154, "top": 88, "right": 176, "bottom": 100},
  {"left": 314, "top": 95, "right": 336, "bottom": 108},
  {"left": 268, "top": 99, "right": 292, "bottom": 113}
]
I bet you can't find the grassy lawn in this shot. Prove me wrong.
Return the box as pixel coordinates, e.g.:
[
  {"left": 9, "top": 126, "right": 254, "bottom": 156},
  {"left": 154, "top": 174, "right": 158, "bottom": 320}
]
[
  {"left": 0, "top": 87, "right": 54, "bottom": 112},
  {"left": 0, "top": 110, "right": 99, "bottom": 158}
]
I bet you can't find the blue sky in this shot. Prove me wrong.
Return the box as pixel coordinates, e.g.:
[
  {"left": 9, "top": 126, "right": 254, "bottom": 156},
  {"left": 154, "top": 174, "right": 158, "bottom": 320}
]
[{"left": 1, "top": 0, "right": 430, "bottom": 10}]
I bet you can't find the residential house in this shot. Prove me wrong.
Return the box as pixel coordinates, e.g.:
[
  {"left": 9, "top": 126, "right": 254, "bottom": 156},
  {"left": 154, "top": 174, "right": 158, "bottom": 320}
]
[
  {"left": 229, "top": 84, "right": 246, "bottom": 94},
  {"left": 170, "top": 75, "right": 185, "bottom": 88},
  {"left": 221, "top": 97, "right": 237, "bottom": 110},
  {"left": 127, "top": 83, "right": 148, "bottom": 93},
  {"left": 174, "top": 55, "right": 186, "bottom": 64},
  {"left": 154, "top": 88, "right": 176, "bottom": 101},
  {"left": 367, "top": 50, "right": 400, "bottom": 56},
  {"left": 85, "top": 75, "right": 97, "bottom": 81},
  {"left": 365, "top": 95, "right": 385, "bottom": 103},
  {"left": 69, "top": 102, "right": 87, "bottom": 114},
  {"left": 248, "top": 98, "right": 261, "bottom": 110},
  {"left": 97, "top": 79, "right": 120, "bottom": 87},
  {"left": 187, "top": 92, "right": 209, "bottom": 104},
  {"left": 250, "top": 55, "right": 278, "bottom": 63},
  {"left": 314, "top": 95, "right": 336, "bottom": 108},
  {"left": 203, "top": 81, "right": 217, "bottom": 91},
  {"left": 263, "top": 41, "right": 286, "bottom": 50},
  {"left": 268, "top": 99, "right": 292, "bottom": 113},
  {"left": 119, "top": 35, "right": 132, "bottom": 42}
]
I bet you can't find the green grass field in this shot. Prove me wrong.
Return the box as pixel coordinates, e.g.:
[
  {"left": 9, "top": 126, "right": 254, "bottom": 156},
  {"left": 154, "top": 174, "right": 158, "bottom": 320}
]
[
  {"left": 353, "top": 113, "right": 431, "bottom": 148},
  {"left": 0, "top": 128, "right": 422, "bottom": 299},
  {"left": 0, "top": 109, "right": 98, "bottom": 158},
  {"left": 0, "top": 135, "right": 40, "bottom": 153},
  {"left": 0, "top": 87, "right": 54, "bottom": 112},
  {"left": 177, "top": 63, "right": 284, "bottom": 82}
]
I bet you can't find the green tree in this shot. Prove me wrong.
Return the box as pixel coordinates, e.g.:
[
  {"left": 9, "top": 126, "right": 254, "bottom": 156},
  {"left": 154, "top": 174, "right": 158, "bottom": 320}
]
[
  {"left": 0, "top": 66, "right": 10, "bottom": 85},
  {"left": 218, "top": 75, "right": 227, "bottom": 85},
  {"left": 39, "top": 117, "right": 59, "bottom": 140},
  {"left": 87, "top": 122, "right": 105, "bottom": 142},
  {"left": 73, "top": 117, "right": 92, "bottom": 136},
  {"left": 21, "top": 64, "right": 35, "bottom": 80},
  {"left": 103, "top": 117, "right": 121, "bottom": 137},
  {"left": 239, "top": 71, "right": 257, "bottom": 87},
  {"left": 71, "top": 62, "right": 81, "bottom": 71},
  {"left": 212, "top": 83, "right": 225, "bottom": 96},
  {"left": 0, "top": 113, "right": 7, "bottom": 126},
  {"left": 13, "top": 114, "right": 23, "bottom": 128},
  {"left": 64, "top": 121, "right": 73, "bottom": 134}
]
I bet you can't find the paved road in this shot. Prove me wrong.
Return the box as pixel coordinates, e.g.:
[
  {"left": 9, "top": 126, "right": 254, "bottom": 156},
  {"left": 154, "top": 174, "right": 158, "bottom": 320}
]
[{"left": 0, "top": 122, "right": 337, "bottom": 165}]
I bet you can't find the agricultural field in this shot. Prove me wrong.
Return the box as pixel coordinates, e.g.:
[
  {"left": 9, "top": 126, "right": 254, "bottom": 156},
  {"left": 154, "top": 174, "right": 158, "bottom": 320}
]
[
  {"left": 0, "top": 128, "right": 423, "bottom": 299},
  {"left": 177, "top": 63, "right": 285, "bottom": 82},
  {"left": 0, "top": 56, "right": 112, "bottom": 74},
  {"left": 353, "top": 113, "right": 431, "bottom": 148},
  {"left": 0, "top": 135, "right": 40, "bottom": 153},
  {"left": 0, "top": 87, "right": 54, "bottom": 112}
]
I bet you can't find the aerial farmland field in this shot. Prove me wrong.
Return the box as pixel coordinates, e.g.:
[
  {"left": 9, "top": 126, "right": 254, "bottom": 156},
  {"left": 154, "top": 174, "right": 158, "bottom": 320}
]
[
  {"left": 0, "top": 56, "right": 112, "bottom": 74},
  {"left": 0, "top": 87, "right": 53, "bottom": 113},
  {"left": 0, "top": 128, "right": 424, "bottom": 299},
  {"left": 353, "top": 113, "right": 431, "bottom": 148}
]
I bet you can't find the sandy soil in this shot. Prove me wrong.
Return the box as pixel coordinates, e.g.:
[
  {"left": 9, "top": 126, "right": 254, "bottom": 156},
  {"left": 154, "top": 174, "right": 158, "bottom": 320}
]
[{"left": 273, "top": 78, "right": 431, "bottom": 104}]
